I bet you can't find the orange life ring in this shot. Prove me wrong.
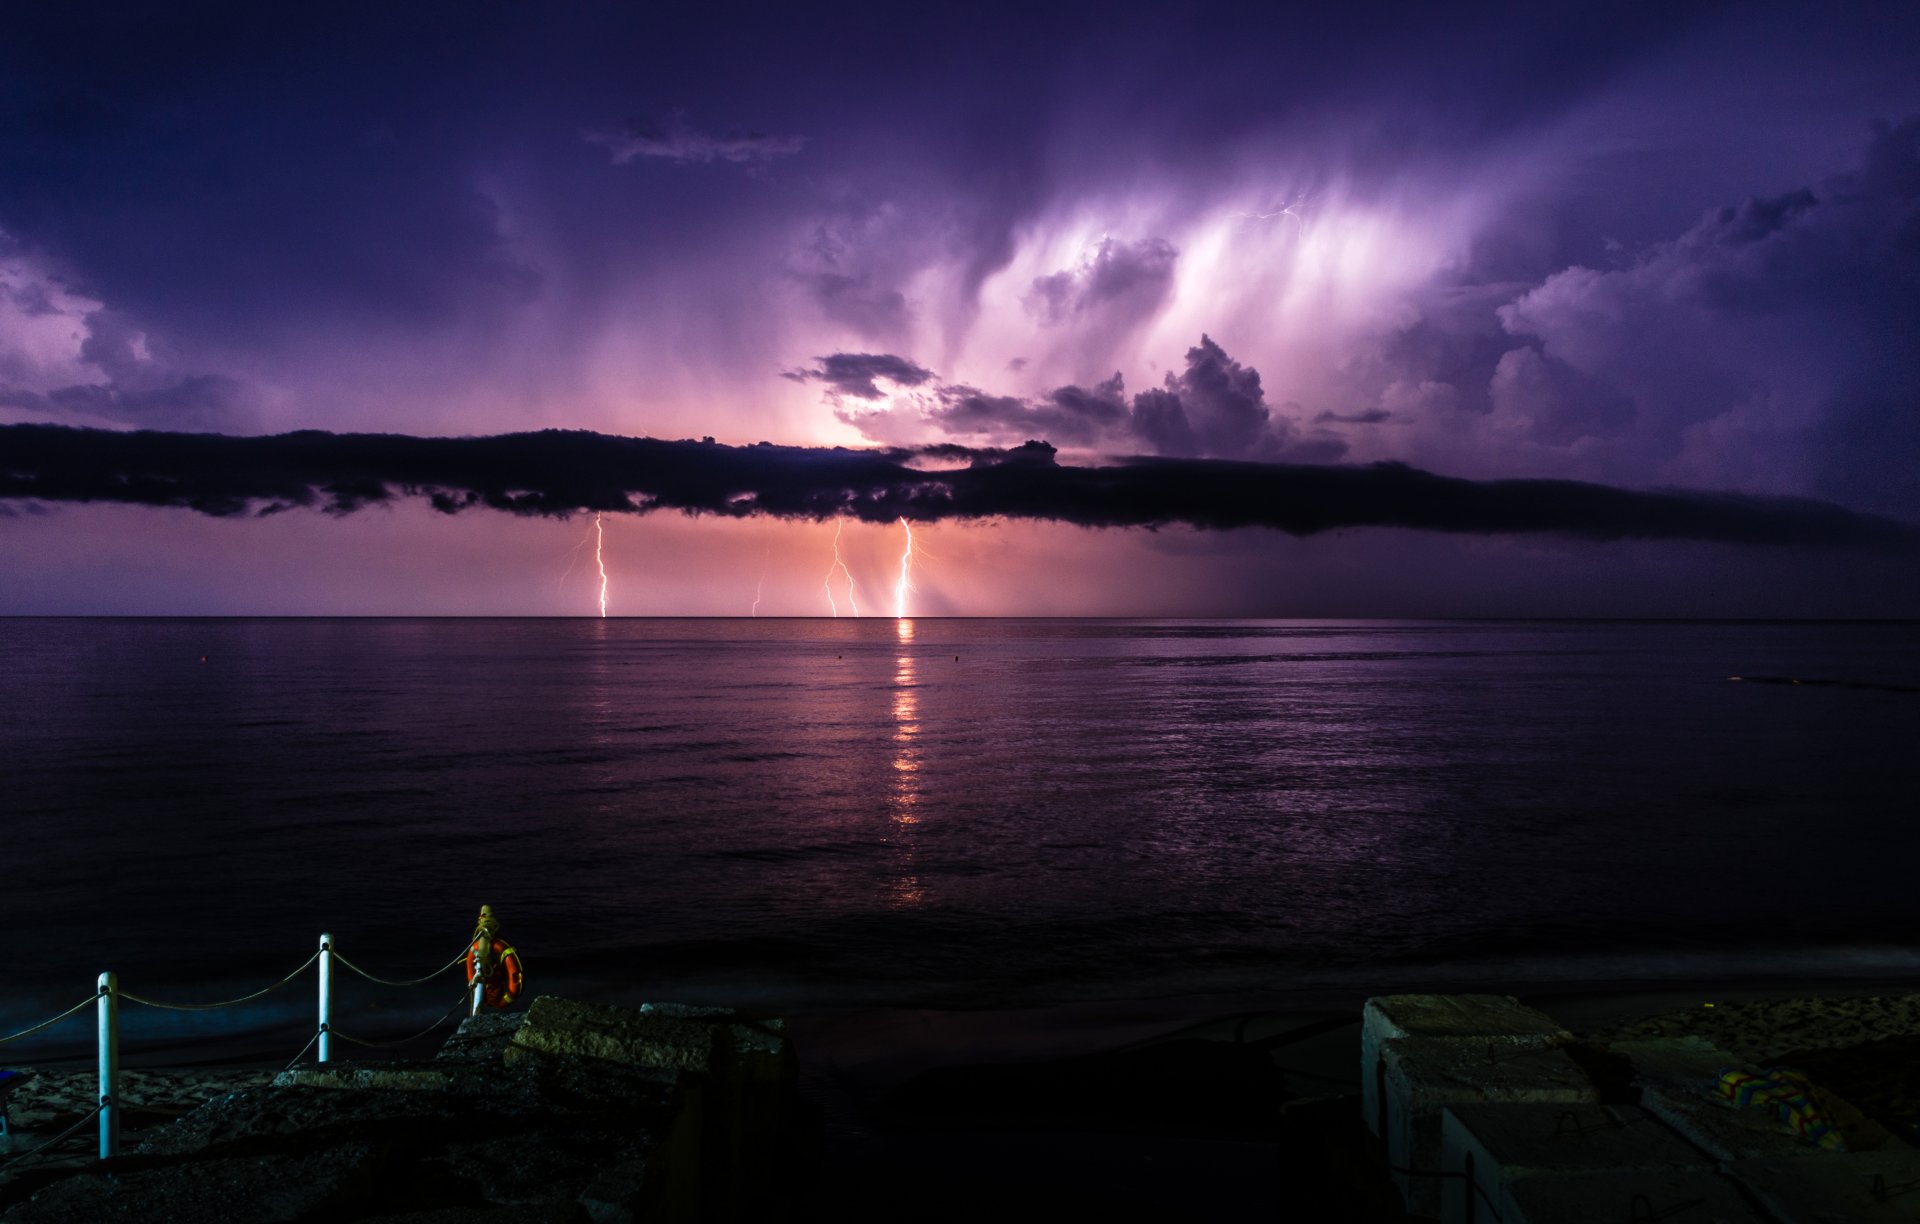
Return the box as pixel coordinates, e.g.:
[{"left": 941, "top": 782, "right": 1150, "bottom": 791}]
[{"left": 465, "top": 936, "right": 524, "bottom": 1008}]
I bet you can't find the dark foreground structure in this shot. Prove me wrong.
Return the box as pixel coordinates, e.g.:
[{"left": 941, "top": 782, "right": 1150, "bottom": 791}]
[
  {"left": 0, "top": 998, "right": 795, "bottom": 1222},
  {"left": 6, "top": 991, "right": 1920, "bottom": 1220}
]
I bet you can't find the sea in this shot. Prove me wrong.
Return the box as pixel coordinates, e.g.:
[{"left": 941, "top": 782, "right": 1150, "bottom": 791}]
[{"left": 4, "top": 617, "right": 1918, "bottom": 1062}]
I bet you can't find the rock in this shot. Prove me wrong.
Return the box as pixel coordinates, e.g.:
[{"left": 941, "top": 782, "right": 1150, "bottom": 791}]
[
  {"left": 2, "top": 1141, "right": 383, "bottom": 1223},
  {"left": 271, "top": 1064, "right": 454, "bottom": 1092}
]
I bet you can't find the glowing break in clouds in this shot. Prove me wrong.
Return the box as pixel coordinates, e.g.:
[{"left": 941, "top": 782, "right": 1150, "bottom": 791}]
[{"left": 1, "top": 423, "right": 1914, "bottom": 551}]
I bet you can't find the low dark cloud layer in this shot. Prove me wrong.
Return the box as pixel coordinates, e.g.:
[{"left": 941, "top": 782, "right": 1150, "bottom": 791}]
[
  {"left": 2, "top": 423, "right": 1911, "bottom": 550},
  {"left": 784, "top": 353, "right": 936, "bottom": 400}
]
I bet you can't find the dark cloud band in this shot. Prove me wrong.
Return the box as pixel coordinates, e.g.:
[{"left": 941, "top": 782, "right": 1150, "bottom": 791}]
[{"left": 0, "top": 423, "right": 1912, "bottom": 549}]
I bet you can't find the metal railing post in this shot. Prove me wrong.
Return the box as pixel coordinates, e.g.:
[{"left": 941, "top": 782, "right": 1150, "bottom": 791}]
[
  {"left": 97, "top": 971, "right": 118, "bottom": 1160},
  {"left": 317, "top": 933, "right": 333, "bottom": 1064}
]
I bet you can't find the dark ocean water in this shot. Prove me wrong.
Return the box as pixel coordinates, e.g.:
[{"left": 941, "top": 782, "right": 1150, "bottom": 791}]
[{"left": 4, "top": 617, "right": 1918, "bottom": 1059}]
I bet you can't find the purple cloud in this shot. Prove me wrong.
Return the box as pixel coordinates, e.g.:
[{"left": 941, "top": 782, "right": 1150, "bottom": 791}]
[
  {"left": 586, "top": 112, "right": 804, "bottom": 166},
  {"left": 1024, "top": 237, "right": 1178, "bottom": 324},
  {"left": 832, "top": 335, "right": 1347, "bottom": 462},
  {"left": 784, "top": 352, "right": 937, "bottom": 400}
]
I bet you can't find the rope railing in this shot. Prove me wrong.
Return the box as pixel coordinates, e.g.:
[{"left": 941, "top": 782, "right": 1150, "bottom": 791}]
[
  {"left": 329, "top": 992, "right": 472, "bottom": 1051},
  {"left": 331, "top": 945, "right": 468, "bottom": 989},
  {"left": 119, "top": 950, "right": 321, "bottom": 1012},
  {"left": 0, "top": 997, "right": 96, "bottom": 1048},
  {"left": 0, "top": 913, "right": 505, "bottom": 1167},
  {"left": 0, "top": 1104, "right": 103, "bottom": 1178}
]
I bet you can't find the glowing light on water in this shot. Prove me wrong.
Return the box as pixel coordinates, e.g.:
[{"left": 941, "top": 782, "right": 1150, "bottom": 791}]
[
  {"left": 892, "top": 518, "right": 915, "bottom": 619},
  {"left": 823, "top": 520, "right": 859, "bottom": 617}
]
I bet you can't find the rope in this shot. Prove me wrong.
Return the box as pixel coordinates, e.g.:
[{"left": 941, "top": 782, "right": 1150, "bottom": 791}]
[
  {"left": 328, "top": 992, "right": 471, "bottom": 1051},
  {"left": 0, "top": 996, "right": 96, "bottom": 1048},
  {"left": 120, "top": 950, "right": 320, "bottom": 1012},
  {"left": 331, "top": 944, "right": 469, "bottom": 988},
  {"left": 282, "top": 1028, "right": 323, "bottom": 1072},
  {"left": 0, "top": 1104, "right": 103, "bottom": 1178}
]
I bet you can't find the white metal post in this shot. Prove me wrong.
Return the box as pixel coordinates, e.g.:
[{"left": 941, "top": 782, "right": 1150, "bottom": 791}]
[
  {"left": 97, "top": 971, "right": 118, "bottom": 1160},
  {"left": 470, "top": 972, "right": 485, "bottom": 1017},
  {"left": 317, "top": 933, "right": 333, "bottom": 1064}
]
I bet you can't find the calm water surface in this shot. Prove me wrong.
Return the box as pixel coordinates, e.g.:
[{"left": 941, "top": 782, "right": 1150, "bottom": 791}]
[{"left": 4, "top": 617, "right": 1917, "bottom": 1054}]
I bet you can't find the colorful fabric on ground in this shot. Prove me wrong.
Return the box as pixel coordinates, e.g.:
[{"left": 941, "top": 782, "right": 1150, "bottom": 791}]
[{"left": 1714, "top": 1068, "right": 1846, "bottom": 1151}]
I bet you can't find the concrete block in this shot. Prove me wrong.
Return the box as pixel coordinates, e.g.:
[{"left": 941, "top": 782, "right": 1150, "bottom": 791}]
[
  {"left": 1616, "top": 1038, "right": 1893, "bottom": 1160},
  {"left": 508, "top": 996, "right": 725, "bottom": 1074},
  {"left": 1505, "top": 1171, "right": 1771, "bottom": 1224},
  {"left": 1728, "top": 1148, "right": 1920, "bottom": 1224},
  {"left": 1362, "top": 995, "right": 1569, "bottom": 1136},
  {"left": 434, "top": 1010, "right": 527, "bottom": 1064},
  {"left": 1378, "top": 1037, "right": 1598, "bottom": 1218},
  {"left": 1437, "top": 1104, "right": 1712, "bottom": 1224},
  {"left": 1612, "top": 1037, "right": 1807, "bottom": 1163}
]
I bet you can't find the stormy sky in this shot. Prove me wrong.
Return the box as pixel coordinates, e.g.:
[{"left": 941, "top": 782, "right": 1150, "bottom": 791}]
[{"left": 3, "top": 2, "right": 1918, "bottom": 615}]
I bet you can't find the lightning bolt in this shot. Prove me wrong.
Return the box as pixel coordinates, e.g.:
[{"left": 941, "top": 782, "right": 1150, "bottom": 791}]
[
  {"left": 558, "top": 518, "right": 596, "bottom": 594},
  {"left": 751, "top": 544, "right": 768, "bottom": 617},
  {"left": 594, "top": 513, "right": 609, "bottom": 618},
  {"left": 823, "top": 520, "right": 859, "bottom": 617},
  {"left": 1228, "top": 195, "right": 1309, "bottom": 226},
  {"left": 892, "top": 518, "right": 914, "bottom": 619}
]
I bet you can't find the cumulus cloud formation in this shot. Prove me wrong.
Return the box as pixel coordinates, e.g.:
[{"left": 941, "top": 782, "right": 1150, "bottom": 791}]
[
  {"left": 827, "top": 335, "right": 1346, "bottom": 461},
  {"left": 0, "top": 244, "right": 252, "bottom": 431},
  {"left": 3, "top": 423, "right": 1910, "bottom": 552},
  {"left": 586, "top": 111, "right": 805, "bottom": 165},
  {"left": 1486, "top": 118, "right": 1920, "bottom": 513}
]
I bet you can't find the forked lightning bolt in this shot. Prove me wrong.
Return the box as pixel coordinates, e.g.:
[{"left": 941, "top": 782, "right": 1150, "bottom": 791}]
[
  {"left": 823, "top": 520, "right": 859, "bottom": 617},
  {"left": 893, "top": 518, "right": 914, "bottom": 619},
  {"left": 594, "top": 513, "right": 609, "bottom": 618}
]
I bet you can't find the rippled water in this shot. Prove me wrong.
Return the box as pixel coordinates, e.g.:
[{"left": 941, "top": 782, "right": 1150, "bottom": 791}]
[{"left": 4, "top": 617, "right": 1918, "bottom": 1055}]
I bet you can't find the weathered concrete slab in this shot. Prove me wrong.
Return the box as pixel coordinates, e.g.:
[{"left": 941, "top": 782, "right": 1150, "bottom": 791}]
[
  {"left": 1611, "top": 1037, "right": 1808, "bottom": 1163},
  {"left": 1728, "top": 1147, "right": 1920, "bottom": 1223},
  {"left": 1362, "top": 995, "right": 1568, "bottom": 1136},
  {"left": 434, "top": 1010, "right": 528, "bottom": 1065},
  {"left": 637, "top": 1001, "right": 797, "bottom": 1221},
  {"left": 1378, "top": 1037, "right": 1598, "bottom": 1217},
  {"left": 508, "top": 997, "right": 724, "bottom": 1074},
  {"left": 1615, "top": 1037, "right": 1893, "bottom": 1160},
  {"left": 1437, "top": 1104, "right": 1712, "bottom": 1224},
  {"left": 1504, "top": 1170, "right": 1770, "bottom": 1224}
]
